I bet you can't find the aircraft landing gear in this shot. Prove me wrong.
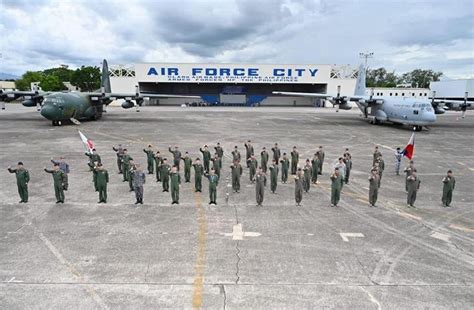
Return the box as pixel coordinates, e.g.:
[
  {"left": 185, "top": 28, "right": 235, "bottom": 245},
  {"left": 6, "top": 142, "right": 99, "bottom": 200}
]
[
  {"left": 52, "top": 120, "right": 62, "bottom": 126},
  {"left": 413, "top": 125, "right": 422, "bottom": 132}
]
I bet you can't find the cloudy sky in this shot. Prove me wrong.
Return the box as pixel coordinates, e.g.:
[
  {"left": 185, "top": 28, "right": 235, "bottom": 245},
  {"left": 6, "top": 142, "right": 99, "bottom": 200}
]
[{"left": 1, "top": 0, "right": 473, "bottom": 78}]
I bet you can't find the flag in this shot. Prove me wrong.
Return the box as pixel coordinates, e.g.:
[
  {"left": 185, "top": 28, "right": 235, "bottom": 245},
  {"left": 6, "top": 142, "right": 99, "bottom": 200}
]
[
  {"left": 78, "top": 130, "right": 95, "bottom": 153},
  {"left": 402, "top": 132, "right": 415, "bottom": 159}
]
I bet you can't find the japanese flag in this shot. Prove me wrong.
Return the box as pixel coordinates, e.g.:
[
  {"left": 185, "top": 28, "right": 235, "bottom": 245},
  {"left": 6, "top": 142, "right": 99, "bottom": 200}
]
[
  {"left": 78, "top": 130, "right": 95, "bottom": 153},
  {"left": 402, "top": 132, "right": 415, "bottom": 160}
]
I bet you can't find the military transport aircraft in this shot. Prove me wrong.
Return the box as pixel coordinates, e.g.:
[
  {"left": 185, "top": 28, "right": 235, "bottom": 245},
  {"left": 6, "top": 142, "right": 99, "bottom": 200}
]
[
  {"left": 0, "top": 60, "right": 199, "bottom": 126},
  {"left": 273, "top": 64, "right": 470, "bottom": 131}
]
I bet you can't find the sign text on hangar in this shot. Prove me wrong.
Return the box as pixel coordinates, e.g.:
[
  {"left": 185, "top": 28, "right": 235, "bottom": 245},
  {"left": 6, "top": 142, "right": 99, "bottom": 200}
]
[{"left": 145, "top": 64, "right": 319, "bottom": 83}]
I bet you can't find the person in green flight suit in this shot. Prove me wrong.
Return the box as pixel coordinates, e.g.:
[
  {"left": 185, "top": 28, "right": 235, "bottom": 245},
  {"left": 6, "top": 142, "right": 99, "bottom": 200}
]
[
  {"left": 368, "top": 167, "right": 380, "bottom": 207},
  {"left": 294, "top": 168, "right": 304, "bottom": 206},
  {"left": 317, "top": 146, "right": 325, "bottom": 175},
  {"left": 210, "top": 153, "right": 222, "bottom": 180},
  {"left": 372, "top": 146, "right": 382, "bottom": 166},
  {"left": 376, "top": 155, "right": 385, "bottom": 188},
  {"left": 128, "top": 161, "right": 136, "bottom": 191},
  {"left": 290, "top": 146, "right": 299, "bottom": 175},
  {"left": 44, "top": 162, "right": 67, "bottom": 203},
  {"left": 92, "top": 161, "right": 99, "bottom": 191},
  {"left": 244, "top": 140, "right": 254, "bottom": 168},
  {"left": 121, "top": 149, "right": 133, "bottom": 182},
  {"left": 200, "top": 145, "right": 211, "bottom": 174},
  {"left": 232, "top": 145, "right": 241, "bottom": 163},
  {"left": 271, "top": 143, "right": 281, "bottom": 165},
  {"left": 206, "top": 168, "right": 219, "bottom": 205},
  {"left": 95, "top": 163, "right": 109, "bottom": 203},
  {"left": 269, "top": 159, "right": 279, "bottom": 193},
  {"left": 181, "top": 152, "right": 192, "bottom": 183},
  {"left": 230, "top": 160, "right": 243, "bottom": 193},
  {"left": 192, "top": 158, "right": 204, "bottom": 192},
  {"left": 280, "top": 153, "right": 289, "bottom": 183},
  {"left": 254, "top": 167, "right": 266, "bottom": 206},
  {"left": 85, "top": 148, "right": 101, "bottom": 171},
  {"left": 112, "top": 144, "right": 125, "bottom": 173},
  {"left": 441, "top": 170, "right": 455, "bottom": 207},
  {"left": 7, "top": 161, "right": 30, "bottom": 203},
  {"left": 143, "top": 144, "right": 155, "bottom": 174},
  {"left": 170, "top": 165, "right": 181, "bottom": 205},
  {"left": 330, "top": 168, "right": 343, "bottom": 207},
  {"left": 260, "top": 146, "right": 269, "bottom": 173},
  {"left": 214, "top": 142, "right": 224, "bottom": 159},
  {"left": 403, "top": 160, "right": 416, "bottom": 192},
  {"left": 303, "top": 159, "right": 312, "bottom": 193},
  {"left": 248, "top": 154, "right": 258, "bottom": 183},
  {"left": 406, "top": 170, "right": 421, "bottom": 208},
  {"left": 153, "top": 150, "right": 163, "bottom": 182},
  {"left": 160, "top": 158, "right": 171, "bottom": 192},
  {"left": 169, "top": 145, "right": 182, "bottom": 171},
  {"left": 311, "top": 153, "right": 320, "bottom": 184}
]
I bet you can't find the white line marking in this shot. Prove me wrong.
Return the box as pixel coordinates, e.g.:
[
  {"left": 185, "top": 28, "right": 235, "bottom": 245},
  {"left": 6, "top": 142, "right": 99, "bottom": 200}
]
[
  {"left": 223, "top": 223, "right": 261, "bottom": 240},
  {"left": 430, "top": 232, "right": 451, "bottom": 242},
  {"left": 449, "top": 224, "right": 474, "bottom": 233},
  {"left": 340, "top": 233, "right": 364, "bottom": 242},
  {"left": 359, "top": 286, "right": 382, "bottom": 310}
]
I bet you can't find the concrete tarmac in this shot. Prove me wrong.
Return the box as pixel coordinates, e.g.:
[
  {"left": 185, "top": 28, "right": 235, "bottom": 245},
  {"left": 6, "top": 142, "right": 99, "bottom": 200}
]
[{"left": 1, "top": 104, "right": 473, "bottom": 309}]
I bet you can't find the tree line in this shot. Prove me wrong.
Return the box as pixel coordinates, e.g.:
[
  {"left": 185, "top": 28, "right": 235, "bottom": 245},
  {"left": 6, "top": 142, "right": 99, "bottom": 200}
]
[
  {"left": 15, "top": 66, "right": 101, "bottom": 92},
  {"left": 366, "top": 68, "right": 443, "bottom": 88}
]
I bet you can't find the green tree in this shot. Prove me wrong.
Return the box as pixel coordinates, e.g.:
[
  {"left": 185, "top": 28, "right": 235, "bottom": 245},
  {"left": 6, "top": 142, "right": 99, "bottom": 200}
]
[
  {"left": 43, "top": 67, "right": 73, "bottom": 83},
  {"left": 400, "top": 69, "right": 443, "bottom": 88},
  {"left": 39, "top": 75, "right": 65, "bottom": 91},
  {"left": 70, "top": 66, "right": 101, "bottom": 91},
  {"left": 366, "top": 68, "right": 401, "bottom": 87},
  {"left": 15, "top": 71, "right": 44, "bottom": 90}
]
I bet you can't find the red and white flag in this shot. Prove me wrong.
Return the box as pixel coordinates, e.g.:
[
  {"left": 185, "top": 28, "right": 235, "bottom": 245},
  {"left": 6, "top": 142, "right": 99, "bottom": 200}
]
[
  {"left": 402, "top": 132, "right": 415, "bottom": 159},
  {"left": 78, "top": 130, "right": 95, "bottom": 153}
]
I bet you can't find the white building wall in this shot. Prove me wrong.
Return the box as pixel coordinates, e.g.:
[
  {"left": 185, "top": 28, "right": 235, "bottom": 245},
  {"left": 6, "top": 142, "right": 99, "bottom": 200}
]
[{"left": 430, "top": 79, "right": 474, "bottom": 98}]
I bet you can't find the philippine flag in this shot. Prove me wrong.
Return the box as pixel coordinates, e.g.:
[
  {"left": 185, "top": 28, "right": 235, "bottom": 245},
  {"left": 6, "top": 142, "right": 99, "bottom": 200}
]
[
  {"left": 78, "top": 130, "right": 95, "bottom": 153},
  {"left": 402, "top": 132, "right": 415, "bottom": 159}
]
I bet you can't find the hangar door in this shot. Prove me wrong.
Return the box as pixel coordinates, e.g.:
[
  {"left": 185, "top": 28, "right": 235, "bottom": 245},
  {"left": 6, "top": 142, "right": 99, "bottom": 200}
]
[{"left": 219, "top": 94, "right": 246, "bottom": 104}]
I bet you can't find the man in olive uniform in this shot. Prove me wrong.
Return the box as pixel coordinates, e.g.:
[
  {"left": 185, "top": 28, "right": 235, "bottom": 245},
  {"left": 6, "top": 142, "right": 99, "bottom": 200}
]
[
  {"left": 232, "top": 146, "right": 241, "bottom": 163},
  {"left": 169, "top": 145, "right": 182, "bottom": 171},
  {"left": 244, "top": 140, "right": 254, "bottom": 168},
  {"left": 404, "top": 160, "right": 416, "bottom": 192},
  {"left": 51, "top": 156, "right": 69, "bottom": 188},
  {"left": 254, "top": 167, "right": 266, "bottom": 206},
  {"left": 44, "top": 163, "right": 67, "bottom": 203},
  {"left": 92, "top": 161, "right": 99, "bottom": 191},
  {"left": 377, "top": 155, "right": 385, "bottom": 188},
  {"left": 330, "top": 168, "right": 343, "bottom": 207},
  {"left": 182, "top": 152, "right": 192, "bottom": 183},
  {"left": 343, "top": 148, "right": 351, "bottom": 159},
  {"left": 368, "top": 168, "right": 380, "bottom": 207},
  {"left": 271, "top": 143, "right": 281, "bottom": 165},
  {"left": 193, "top": 158, "right": 204, "bottom": 192},
  {"left": 406, "top": 169, "right": 420, "bottom": 208},
  {"left": 269, "top": 159, "right": 279, "bottom": 193},
  {"left": 280, "top": 153, "right": 290, "bottom": 183},
  {"left": 290, "top": 146, "right": 299, "bottom": 175},
  {"left": 303, "top": 159, "right": 312, "bottom": 193},
  {"left": 442, "top": 170, "right": 455, "bottom": 207},
  {"left": 206, "top": 168, "right": 219, "bottom": 205},
  {"left": 230, "top": 160, "right": 243, "bottom": 193},
  {"left": 335, "top": 158, "right": 346, "bottom": 189},
  {"left": 153, "top": 151, "right": 163, "bottom": 182},
  {"left": 373, "top": 146, "right": 382, "bottom": 166},
  {"left": 143, "top": 145, "right": 155, "bottom": 174},
  {"left": 161, "top": 158, "right": 171, "bottom": 192},
  {"left": 7, "top": 162, "right": 30, "bottom": 203},
  {"left": 128, "top": 161, "right": 136, "bottom": 191},
  {"left": 317, "top": 146, "right": 325, "bottom": 175},
  {"left": 121, "top": 149, "right": 133, "bottom": 182},
  {"left": 200, "top": 145, "right": 211, "bottom": 174},
  {"left": 132, "top": 164, "right": 146, "bottom": 204},
  {"left": 214, "top": 142, "right": 224, "bottom": 159},
  {"left": 211, "top": 153, "right": 222, "bottom": 180},
  {"left": 95, "top": 163, "right": 109, "bottom": 203},
  {"left": 170, "top": 165, "right": 181, "bottom": 205},
  {"left": 260, "top": 147, "right": 269, "bottom": 173},
  {"left": 343, "top": 153, "right": 352, "bottom": 184},
  {"left": 294, "top": 168, "right": 304, "bottom": 206},
  {"left": 85, "top": 149, "right": 101, "bottom": 171},
  {"left": 248, "top": 154, "right": 258, "bottom": 183},
  {"left": 112, "top": 144, "right": 125, "bottom": 173},
  {"left": 311, "top": 153, "right": 320, "bottom": 184}
]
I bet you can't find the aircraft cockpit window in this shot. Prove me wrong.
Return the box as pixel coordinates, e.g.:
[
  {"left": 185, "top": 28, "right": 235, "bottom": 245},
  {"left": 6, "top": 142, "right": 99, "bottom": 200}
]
[{"left": 413, "top": 110, "right": 419, "bottom": 115}]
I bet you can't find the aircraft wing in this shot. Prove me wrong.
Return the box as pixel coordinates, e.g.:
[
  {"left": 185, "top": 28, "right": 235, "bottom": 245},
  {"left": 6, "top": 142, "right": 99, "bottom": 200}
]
[
  {"left": 272, "top": 91, "right": 366, "bottom": 101},
  {"left": 0, "top": 90, "right": 51, "bottom": 102},
  {"left": 87, "top": 92, "right": 201, "bottom": 101}
]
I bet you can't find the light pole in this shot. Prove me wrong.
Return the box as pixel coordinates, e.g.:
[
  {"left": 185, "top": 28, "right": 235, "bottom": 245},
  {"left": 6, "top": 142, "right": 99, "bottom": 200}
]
[{"left": 359, "top": 52, "right": 374, "bottom": 70}]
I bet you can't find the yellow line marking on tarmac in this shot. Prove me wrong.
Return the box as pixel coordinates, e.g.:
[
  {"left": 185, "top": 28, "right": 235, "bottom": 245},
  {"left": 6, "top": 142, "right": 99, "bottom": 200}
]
[
  {"left": 397, "top": 211, "right": 422, "bottom": 221},
  {"left": 192, "top": 188, "right": 207, "bottom": 309},
  {"left": 357, "top": 198, "right": 369, "bottom": 204},
  {"left": 449, "top": 224, "right": 474, "bottom": 233}
]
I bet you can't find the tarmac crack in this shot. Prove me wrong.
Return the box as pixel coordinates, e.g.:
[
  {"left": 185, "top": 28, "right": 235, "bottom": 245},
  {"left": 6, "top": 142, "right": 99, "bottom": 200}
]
[
  {"left": 235, "top": 240, "right": 241, "bottom": 284},
  {"left": 216, "top": 284, "right": 227, "bottom": 310}
]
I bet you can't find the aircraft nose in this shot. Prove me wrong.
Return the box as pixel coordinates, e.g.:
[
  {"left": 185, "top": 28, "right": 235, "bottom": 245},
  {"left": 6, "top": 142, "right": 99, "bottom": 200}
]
[
  {"left": 40, "top": 104, "right": 60, "bottom": 120},
  {"left": 428, "top": 111, "right": 437, "bottom": 123}
]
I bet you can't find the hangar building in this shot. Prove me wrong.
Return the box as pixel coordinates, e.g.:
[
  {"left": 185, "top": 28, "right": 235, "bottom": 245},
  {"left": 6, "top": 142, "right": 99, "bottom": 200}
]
[{"left": 109, "top": 63, "right": 358, "bottom": 106}]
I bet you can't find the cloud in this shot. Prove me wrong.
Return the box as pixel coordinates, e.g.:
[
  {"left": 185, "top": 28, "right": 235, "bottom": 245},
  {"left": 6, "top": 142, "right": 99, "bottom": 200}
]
[{"left": 0, "top": 0, "right": 473, "bottom": 79}]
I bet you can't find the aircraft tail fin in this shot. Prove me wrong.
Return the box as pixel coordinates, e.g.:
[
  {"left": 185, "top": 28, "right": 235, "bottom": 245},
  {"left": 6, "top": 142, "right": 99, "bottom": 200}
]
[
  {"left": 101, "top": 59, "right": 111, "bottom": 93},
  {"left": 354, "top": 63, "right": 366, "bottom": 96}
]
